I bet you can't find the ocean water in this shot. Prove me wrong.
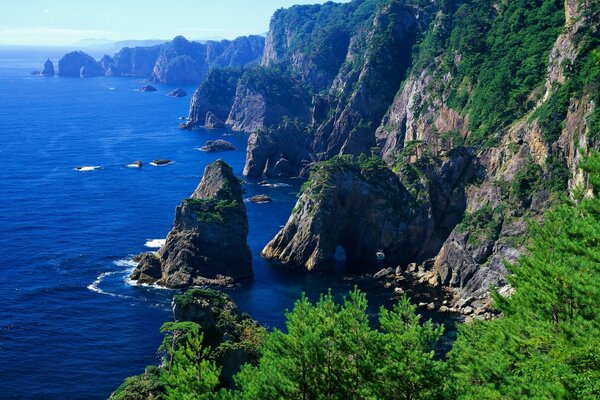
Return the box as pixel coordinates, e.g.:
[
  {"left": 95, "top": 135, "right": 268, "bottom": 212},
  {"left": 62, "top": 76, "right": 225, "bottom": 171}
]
[{"left": 0, "top": 48, "right": 457, "bottom": 399}]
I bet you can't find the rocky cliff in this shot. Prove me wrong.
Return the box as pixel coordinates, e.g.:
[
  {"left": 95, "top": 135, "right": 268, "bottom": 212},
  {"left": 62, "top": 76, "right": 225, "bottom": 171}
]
[
  {"left": 130, "top": 160, "right": 252, "bottom": 288},
  {"left": 251, "top": 0, "right": 599, "bottom": 307},
  {"left": 58, "top": 51, "right": 104, "bottom": 77},
  {"left": 263, "top": 151, "right": 479, "bottom": 271},
  {"left": 55, "top": 35, "right": 264, "bottom": 83}
]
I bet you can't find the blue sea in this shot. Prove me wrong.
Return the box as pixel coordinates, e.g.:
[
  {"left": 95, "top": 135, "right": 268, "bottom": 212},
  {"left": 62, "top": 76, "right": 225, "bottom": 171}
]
[{"left": 0, "top": 47, "right": 456, "bottom": 399}]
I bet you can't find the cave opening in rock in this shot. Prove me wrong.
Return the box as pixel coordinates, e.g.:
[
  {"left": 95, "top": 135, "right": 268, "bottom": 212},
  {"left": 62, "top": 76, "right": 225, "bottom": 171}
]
[{"left": 334, "top": 245, "right": 347, "bottom": 273}]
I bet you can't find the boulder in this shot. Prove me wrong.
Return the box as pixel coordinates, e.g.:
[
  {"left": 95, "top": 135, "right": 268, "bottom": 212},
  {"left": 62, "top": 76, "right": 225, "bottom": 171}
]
[
  {"left": 130, "top": 160, "right": 252, "bottom": 288},
  {"left": 140, "top": 85, "right": 157, "bottom": 92}
]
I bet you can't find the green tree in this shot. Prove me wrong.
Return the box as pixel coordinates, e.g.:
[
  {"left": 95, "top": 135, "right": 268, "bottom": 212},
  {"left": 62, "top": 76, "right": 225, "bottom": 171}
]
[
  {"left": 449, "top": 151, "right": 600, "bottom": 399},
  {"left": 159, "top": 322, "right": 222, "bottom": 400}
]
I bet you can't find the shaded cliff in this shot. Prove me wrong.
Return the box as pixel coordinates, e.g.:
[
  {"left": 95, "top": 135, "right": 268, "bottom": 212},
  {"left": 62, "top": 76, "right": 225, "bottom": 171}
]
[{"left": 130, "top": 160, "right": 252, "bottom": 288}]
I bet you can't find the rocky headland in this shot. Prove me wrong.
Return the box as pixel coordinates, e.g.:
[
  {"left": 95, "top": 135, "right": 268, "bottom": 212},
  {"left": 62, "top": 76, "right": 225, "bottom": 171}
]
[{"left": 130, "top": 160, "right": 252, "bottom": 288}]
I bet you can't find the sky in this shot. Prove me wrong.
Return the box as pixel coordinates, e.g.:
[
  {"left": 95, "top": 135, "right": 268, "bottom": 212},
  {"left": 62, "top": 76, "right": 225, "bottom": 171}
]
[{"left": 0, "top": 0, "right": 349, "bottom": 46}]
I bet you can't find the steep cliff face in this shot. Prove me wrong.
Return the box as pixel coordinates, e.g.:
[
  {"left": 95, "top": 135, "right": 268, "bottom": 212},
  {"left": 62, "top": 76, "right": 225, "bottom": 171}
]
[
  {"left": 244, "top": 120, "right": 313, "bottom": 177},
  {"left": 150, "top": 36, "right": 208, "bottom": 84},
  {"left": 111, "top": 44, "right": 163, "bottom": 76},
  {"left": 58, "top": 51, "right": 104, "bottom": 77},
  {"left": 226, "top": 67, "right": 311, "bottom": 132},
  {"left": 130, "top": 160, "right": 252, "bottom": 288},
  {"left": 263, "top": 151, "right": 479, "bottom": 271}
]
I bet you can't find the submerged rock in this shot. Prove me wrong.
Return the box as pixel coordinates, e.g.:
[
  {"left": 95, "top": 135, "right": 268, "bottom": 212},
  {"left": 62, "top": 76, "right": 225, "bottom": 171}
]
[
  {"left": 130, "top": 160, "right": 252, "bottom": 287},
  {"left": 199, "top": 139, "right": 235, "bottom": 152},
  {"left": 42, "top": 59, "right": 55, "bottom": 76},
  {"left": 167, "top": 88, "right": 187, "bottom": 97}
]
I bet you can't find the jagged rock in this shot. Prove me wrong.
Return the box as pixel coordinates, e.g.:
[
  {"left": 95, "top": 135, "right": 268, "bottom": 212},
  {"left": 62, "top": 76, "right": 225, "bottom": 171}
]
[
  {"left": 244, "top": 121, "right": 313, "bottom": 178},
  {"left": 140, "top": 85, "right": 157, "bottom": 92},
  {"left": 41, "top": 59, "right": 55, "bottom": 76},
  {"left": 262, "top": 157, "right": 419, "bottom": 271},
  {"left": 200, "top": 139, "right": 235, "bottom": 152},
  {"left": 130, "top": 160, "right": 252, "bottom": 287},
  {"left": 248, "top": 195, "right": 272, "bottom": 203},
  {"left": 58, "top": 51, "right": 103, "bottom": 77},
  {"left": 204, "top": 111, "right": 226, "bottom": 128},
  {"left": 99, "top": 54, "right": 114, "bottom": 72},
  {"left": 182, "top": 69, "right": 243, "bottom": 130},
  {"left": 167, "top": 88, "right": 187, "bottom": 97},
  {"left": 111, "top": 44, "right": 162, "bottom": 77}
]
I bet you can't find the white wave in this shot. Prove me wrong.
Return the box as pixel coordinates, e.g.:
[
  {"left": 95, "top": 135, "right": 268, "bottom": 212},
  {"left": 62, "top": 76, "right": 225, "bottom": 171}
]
[
  {"left": 74, "top": 166, "right": 101, "bottom": 172},
  {"left": 145, "top": 239, "right": 166, "bottom": 248},
  {"left": 87, "top": 271, "right": 131, "bottom": 299},
  {"left": 260, "top": 183, "right": 292, "bottom": 188},
  {"left": 113, "top": 258, "right": 138, "bottom": 268},
  {"left": 127, "top": 163, "right": 142, "bottom": 168}
]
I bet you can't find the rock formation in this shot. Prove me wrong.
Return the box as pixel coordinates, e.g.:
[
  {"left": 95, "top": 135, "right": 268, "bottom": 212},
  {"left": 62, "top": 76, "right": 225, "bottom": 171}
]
[
  {"left": 140, "top": 85, "right": 157, "bottom": 92},
  {"left": 199, "top": 139, "right": 235, "bottom": 152},
  {"left": 204, "top": 111, "right": 226, "bottom": 128},
  {"left": 41, "top": 59, "right": 54, "bottom": 76},
  {"left": 58, "top": 51, "right": 103, "bottom": 77},
  {"left": 262, "top": 152, "right": 478, "bottom": 271},
  {"left": 130, "top": 160, "right": 252, "bottom": 287}
]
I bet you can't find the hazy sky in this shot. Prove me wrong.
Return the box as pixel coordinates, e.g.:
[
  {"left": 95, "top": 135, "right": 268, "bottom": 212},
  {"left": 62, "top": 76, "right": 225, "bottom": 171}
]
[{"left": 0, "top": 0, "right": 349, "bottom": 46}]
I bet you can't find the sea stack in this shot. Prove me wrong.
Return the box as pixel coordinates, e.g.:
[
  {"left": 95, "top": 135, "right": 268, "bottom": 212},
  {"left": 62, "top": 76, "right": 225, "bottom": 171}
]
[
  {"left": 130, "top": 160, "right": 252, "bottom": 287},
  {"left": 42, "top": 59, "right": 55, "bottom": 76}
]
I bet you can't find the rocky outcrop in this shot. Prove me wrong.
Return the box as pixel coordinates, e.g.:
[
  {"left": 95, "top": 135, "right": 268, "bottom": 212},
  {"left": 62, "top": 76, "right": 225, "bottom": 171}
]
[
  {"left": 262, "top": 151, "right": 478, "bottom": 271},
  {"left": 41, "top": 59, "right": 54, "bottom": 76},
  {"left": 58, "top": 51, "right": 104, "bottom": 77},
  {"left": 172, "top": 289, "right": 264, "bottom": 385},
  {"left": 140, "top": 85, "right": 157, "bottom": 92},
  {"left": 111, "top": 44, "right": 162, "bottom": 77},
  {"left": 181, "top": 68, "right": 243, "bottom": 130},
  {"left": 130, "top": 160, "right": 252, "bottom": 287},
  {"left": 244, "top": 121, "right": 313, "bottom": 178},
  {"left": 151, "top": 36, "right": 207, "bottom": 84}
]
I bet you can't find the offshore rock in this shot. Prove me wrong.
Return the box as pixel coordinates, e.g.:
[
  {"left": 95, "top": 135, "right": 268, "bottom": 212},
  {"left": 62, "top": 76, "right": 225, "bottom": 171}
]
[
  {"left": 199, "top": 139, "right": 235, "bottom": 152},
  {"left": 167, "top": 88, "right": 187, "bottom": 97},
  {"left": 130, "top": 160, "right": 252, "bottom": 287},
  {"left": 42, "top": 59, "right": 55, "bottom": 76}
]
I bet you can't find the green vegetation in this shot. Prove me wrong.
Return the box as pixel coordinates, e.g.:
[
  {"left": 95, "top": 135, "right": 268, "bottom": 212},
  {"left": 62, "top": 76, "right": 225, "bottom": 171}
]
[
  {"left": 268, "top": 0, "right": 388, "bottom": 89},
  {"left": 185, "top": 198, "right": 240, "bottom": 224},
  {"left": 456, "top": 205, "right": 503, "bottom": 247}
]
